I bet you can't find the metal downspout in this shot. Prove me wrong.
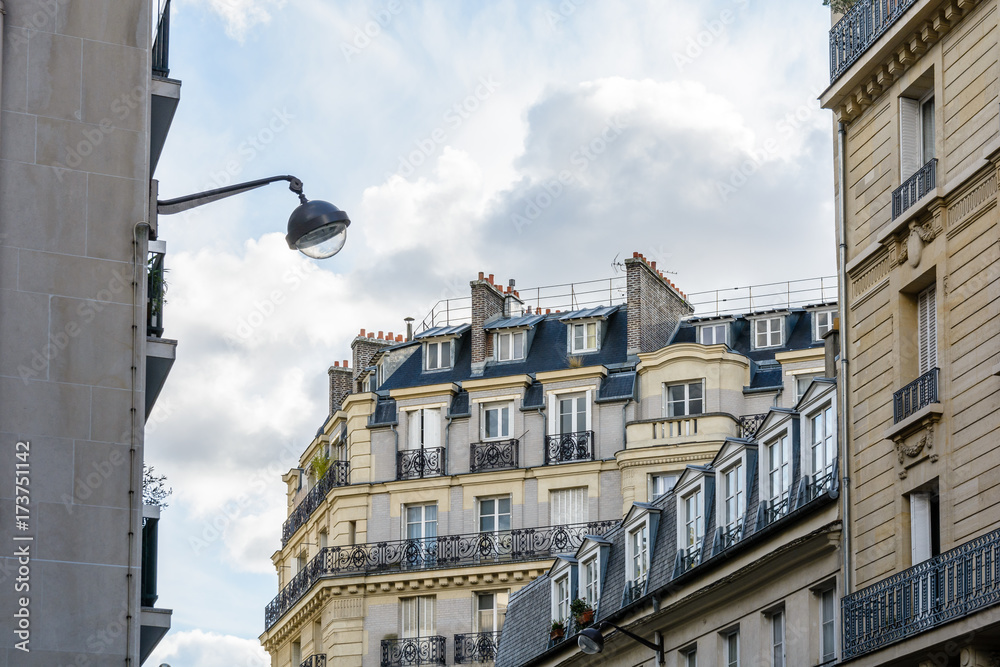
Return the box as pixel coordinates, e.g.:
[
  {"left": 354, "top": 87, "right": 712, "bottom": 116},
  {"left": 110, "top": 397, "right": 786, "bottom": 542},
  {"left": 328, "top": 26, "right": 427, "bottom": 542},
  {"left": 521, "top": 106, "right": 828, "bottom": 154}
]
[
  {"left": 836, "top": 121, "right": 853, "bottom": 596},
  {"left": 0, "top": 0, "right": 7, "bottom": 162}
]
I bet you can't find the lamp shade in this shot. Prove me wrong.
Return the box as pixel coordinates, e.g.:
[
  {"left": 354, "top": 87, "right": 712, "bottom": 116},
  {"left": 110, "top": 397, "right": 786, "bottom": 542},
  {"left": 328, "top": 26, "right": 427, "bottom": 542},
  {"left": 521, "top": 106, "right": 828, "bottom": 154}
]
[
  {"left": 286, "top": 199, "right": 351, "bottom": 259},
  {"left": 578, "top": 627, "right": 604, "bottom": 654}
]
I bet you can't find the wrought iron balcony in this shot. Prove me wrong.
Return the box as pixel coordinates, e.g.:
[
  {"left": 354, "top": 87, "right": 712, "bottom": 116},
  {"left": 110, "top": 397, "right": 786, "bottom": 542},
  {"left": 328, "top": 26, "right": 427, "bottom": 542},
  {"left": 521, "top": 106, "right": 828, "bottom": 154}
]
[
  {"left": 381, "top": 636, "right": 446, "bottom": 667},
  {"left": 397, "top": 447, "right": 446, "bottom": 479},
  {"left": 454, "top": 631, "right": 501, "bottom": 664},
  {"left": 622, "top": 577, "right": 645, "bottom": 606},
  {"left": 265, "top": 520, "right": 619, "bottom": 629},
  {"left": 842, "top": 526, "right": 1000, "bottom": 659},
  {"left": 300, "top": 655, "right": 326, "bottom": 667},
  {"left": 805, "top": 469, "right": 837, "bottom": 503},
  {"left": 738, "top": 413, "right": 767, "bottom": 440},
  {"left": 717, "top": 522, "right": 744, "bottom": 552},
  {"left": 892, "top": 159, "right": 937, "bottom": 220},
  {"left": 893, "top": 367, "right": 939, "bottom": 423},
  {"left": 829, "top": 0, "right": 918, "bottom": 82},
  {"left": 147, "top": 249, "right": 166, "bottom": 338},
  {"left": 544, "top": 431, "right": 594, "bottom": 465},
  {"left": 281, "top": 461, "right": 350, "bottom": 546},
  {"left": 763, "top": 490, "right": 792, "bottom": 526},
  {"left": 152, "top": 0, "right": 171, "bottom": 77},
  {"left": 140, "top": 510, "right": 159, "bottom": 607},
  {"left": 678, "top": 544, "right": 702, "bottom": 573},
  {"left": 470, "top": 439, "right": 518, "bottom": 473}
]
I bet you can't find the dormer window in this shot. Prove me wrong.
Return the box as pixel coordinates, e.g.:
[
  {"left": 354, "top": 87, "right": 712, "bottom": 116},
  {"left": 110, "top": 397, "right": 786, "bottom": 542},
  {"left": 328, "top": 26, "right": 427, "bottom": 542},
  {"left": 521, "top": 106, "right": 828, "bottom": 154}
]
[
  {"left": 582, "top": 556, "right": 601, "bottom": 608},
  {"left": 814, "top": 310, "right": 835, "bottom": 340},
  {"left": 552, "top": 572, "right": 571, "bottom": 624},
  {"left": 765, "top": 433, "right": 792, "bottom": 521},
  {"left": 699, "top": 322, "right": 728, "bottom": 345},
  {"left": 683, "top": 491, "right": 703, "bottom": 554},
  {"left": 720, "top": 463, "right": 745, "bottom": 535},
  {"left": 570, "top": 321, "right": 600, "bottom": 353},
  {"left": 754, "top": 316, "right": 784, "bottom": 349},
  {"left": 628, "top": 524, "right": 649, "bottom": 585},
  {"left": 425, "top": 339, "right": 453, "bottom": 371},
  {"left": 496, "top": 330, "right": 525, "bottom": 361}
]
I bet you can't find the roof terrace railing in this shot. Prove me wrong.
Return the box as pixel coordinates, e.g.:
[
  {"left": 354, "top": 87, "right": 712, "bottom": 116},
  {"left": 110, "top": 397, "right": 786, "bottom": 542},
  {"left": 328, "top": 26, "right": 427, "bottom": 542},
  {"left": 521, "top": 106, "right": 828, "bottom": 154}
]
[
  {"left": 281, "top": 461, "right": 350, "bottom": 546},
  {"left": 829, "top": 0, "right": 919, "bottom": 83}
]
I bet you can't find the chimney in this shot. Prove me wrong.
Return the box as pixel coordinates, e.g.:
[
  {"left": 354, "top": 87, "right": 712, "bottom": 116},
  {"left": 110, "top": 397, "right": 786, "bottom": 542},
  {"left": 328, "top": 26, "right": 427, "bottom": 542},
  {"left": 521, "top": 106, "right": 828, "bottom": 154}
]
[
  {"left": 405, "top": 317, "right": 414, "bottom": 341},
  {"left": 328, "top": 362, "right": 353, "bottom": 414},
  {"left": 471, "top": 272, "right": 506, "bottom": 367},
  {"left": 824, "top": 317, "right": 841, "bottom": 378},
  {"left": 625, "top": 253, "right": 694, "bottom": 354},
  {"left": 351, "top": 330, "right": 393, "bottom": 392}
]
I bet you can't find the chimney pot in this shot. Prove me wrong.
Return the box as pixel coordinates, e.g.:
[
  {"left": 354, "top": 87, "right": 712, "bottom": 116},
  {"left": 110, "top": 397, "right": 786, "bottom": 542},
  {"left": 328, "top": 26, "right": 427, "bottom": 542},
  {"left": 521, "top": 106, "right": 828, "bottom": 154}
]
[
  {"left": 478, "top": 271, "right": 484, "bottom": 279},
  {"left": 397, "top": 335, "right": 403, "bottom": 342},
  {"left": 387, "top": 331, "right": 393, "bottom": 340},
  {"left": 368, "top": 332, "right": 374, "bottom": 338},
  {"left": 344, "top": 360, "right": 349, "bottom": 367},
  {"left": 360, "top": 328, "right": 366, "bottom": 336},
  {"left": 489, "top": 274, "right": 494, "bottom": 283},
  {"left": 651, "top": 261, "right": 657, "bottom": 270},
  {"left": 632, "top": 251, "right": 639, "bottom": 258},
  {"left": 334, "top": 361, "right": 339, "bottom": 367},
  {"left": 546, "top": 309, "right": 551, "bottom": 314}
]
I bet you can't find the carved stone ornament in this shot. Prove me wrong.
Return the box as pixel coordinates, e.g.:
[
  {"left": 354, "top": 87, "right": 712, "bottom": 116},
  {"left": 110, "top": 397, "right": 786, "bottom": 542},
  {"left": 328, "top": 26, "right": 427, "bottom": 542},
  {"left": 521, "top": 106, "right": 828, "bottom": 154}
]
[{"left": 895, "top": 424, "right": 934, "bottom": 465}]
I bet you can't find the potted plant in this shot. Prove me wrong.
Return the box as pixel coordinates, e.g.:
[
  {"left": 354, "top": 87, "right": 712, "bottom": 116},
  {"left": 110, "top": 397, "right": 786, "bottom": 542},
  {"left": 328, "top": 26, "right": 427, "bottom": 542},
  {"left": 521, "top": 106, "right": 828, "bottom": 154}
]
[
  {"left": 310, "top": 450, "right": 332, "bottom": 480},
  {"left": 571, "top": 598, "right": 594, "bottom": 626},
  {"left": 550, "top": 619, "right": 565, "bottom": 640}
]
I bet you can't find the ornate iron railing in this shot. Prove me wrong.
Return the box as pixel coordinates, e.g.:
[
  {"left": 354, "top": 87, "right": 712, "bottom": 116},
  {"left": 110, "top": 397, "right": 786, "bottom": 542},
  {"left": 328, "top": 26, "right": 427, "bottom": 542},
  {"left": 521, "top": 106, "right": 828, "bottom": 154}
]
[
  {"left": 152, "top": 0, "right": 171, "bottom": 77},
  {"left": 265, "top": 520, "right": 619, "bottom": 629},
  {"left": 738, "top": 413, "right": 767, "bottom": 439},
  {"left": 381, "top": 636, "right": 446, "bottom": 667},
  {"left": 470, "top": 439, "right": 518, "bottom": 473},
  {"left": 544, "top": 431, "right": 594, "bottom": 464},
  {"left": 397, "top": 447, "right": 446, "bottom": 479},
  {"left": 622, "top": 578, "right": 645, "bottom": 606},
  {"left": 300, "top": 654, "right": 326, "bottom": 667},
  {"left": 806, "top": 469, "right": 837, "bottom": 503},
  {"left": 281, "top": 461, "right": 350, "bottom": 546},
  {"left": 842, "top": 526, "right": 1000, "bottom": 659},
  {"left": 892, "top": 158, "right": 937, "bottom": 220},
  {"left": 893, "top": 367, "right": 939, "bottom": 423},
  {"left": 829, "top": 0, "right": 918, "bottom": 82},
  {"left": 718, "top": 522, "right": 744, "bottom": 551},
  {"left": 454, "top": 631, "right": 502, "bottom": 664},
  {"left": 764, "top": 490, "right": 792, "bottom": 526},
  {"left": 679, "top": 545, "right": 702, "bottom": 573},
  {"left": 147, "top": 249, "right": 166, "bottom": 337}
]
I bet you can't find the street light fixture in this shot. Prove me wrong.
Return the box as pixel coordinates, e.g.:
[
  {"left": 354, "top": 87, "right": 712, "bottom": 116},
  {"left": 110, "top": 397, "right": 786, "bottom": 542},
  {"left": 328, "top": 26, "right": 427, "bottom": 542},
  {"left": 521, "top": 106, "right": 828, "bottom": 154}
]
[
  {"left": 156, "top": 175, "right": 351, "bottom": 259},
  {"left": 578, "top": 622, "right": 664, "bottom": 666}
]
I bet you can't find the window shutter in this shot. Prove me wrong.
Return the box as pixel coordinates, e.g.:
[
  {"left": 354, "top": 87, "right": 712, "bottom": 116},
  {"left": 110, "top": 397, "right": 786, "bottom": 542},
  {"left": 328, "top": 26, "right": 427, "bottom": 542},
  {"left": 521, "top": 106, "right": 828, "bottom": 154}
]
[
  {"left": 900, "top": 97, "right": 921, "bottom": 179},
  {"left": 911, "top": 492, "right": 932, "bottom": 564},
  {"left": 424, "top": 409, "right": 441, "bottom": 447},
  {"left": 584, "top": 390, "right": 593, "bottom": 431},
  {"left": 407, "top": 410, "right": 420, "bottom": 450},
  {"left": 547, "top": 393, "right": 556, "bottom": 435},
  {"left": 550, "top": 488, "right": 588, "bottom": 525},
  {"left": 918, "top": 285, "right": 937, "bottom": 374}
]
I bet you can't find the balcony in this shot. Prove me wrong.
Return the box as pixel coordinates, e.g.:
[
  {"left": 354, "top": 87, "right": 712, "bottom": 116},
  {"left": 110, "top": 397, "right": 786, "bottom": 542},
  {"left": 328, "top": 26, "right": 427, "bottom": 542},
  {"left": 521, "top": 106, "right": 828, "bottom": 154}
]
[
  {"left": 381, "top": 636, "right": 446, "bottom": 666},
  {"left": 829, "top": 0, "right": 919, "bottom": 83},
  {"left": 804, "top": 468, "right": 837, "bottom": 503},
  {"left": 544, "top": 431, "right": 594, "bottom": 464},
  {"left": 300, "top": 655, "right": 326, "bottom": 667},
  {"left": 152, "top": 0, "right": 171, "bottom": 77},
  {"left": 763, "top": 490, "right": 792, "bottom": 526},
  {"left": 842, "top": 526, "right": 1000, "bottom": 659},
  {"left": 454, "top": 631, "right": 501, "bottom": 664},
  {"left": 470, "top": 439, "right": 518, "bottom": 473},
  {"left": 892, "top": 159, "right": 937, "bottom": 220},
  {"left": 738, "top": 413, "right": 767, "bottom": 440},
  {"left": 716, "top": 522, "right": 744, "bottom": 552},
  {"left": 281, "top": 461, "right": 350, "bottom": 546},
  {"left": 265, "top": 520, "right": 619, "bottom": 629},
  {"left": 625, "top": 414, "right": 740, "bottom": 449},
  {"left": 676, "top": 544, "right": 702, "bottom": 574},
  {"left": 893, "top": 367, "right": 939, "bottom": 423},
  {"left": 622, "top": 577, "right": 645, "bottom": 606},
  {"left": 397, "top": 447, "right": 446, "bottom": 480},
  {"left": 139, "top": 505, "right": 172, "bottom": 663}
]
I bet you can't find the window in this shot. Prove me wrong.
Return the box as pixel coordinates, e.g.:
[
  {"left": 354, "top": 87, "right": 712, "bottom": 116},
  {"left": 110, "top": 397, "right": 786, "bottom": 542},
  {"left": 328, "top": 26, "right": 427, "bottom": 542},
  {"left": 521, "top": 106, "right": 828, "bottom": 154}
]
[
  {"left": 650, "top": 474, "right": 677, "bottom": 499},
  {"left": 549, "top": 487, "right": 588, "bottom": 525},
  {"left": 918, "top": 284, "right": 937, "bottom": 374},
  {"left": 810, "top": 405, "right": 836, "bottom": 479},
  {"left": 721, "top": 464, "right": 744, "bottom": 532},
  {"left": 766, "top": 435, "right": 791, "bottom": 503},
  {"left": 814, "top": 310, "right": 835, "bottom": 340},
  {"left": 407, "top": 408, "right": 441, "bottom": 449},
  {"left": 628, "top": 524, "right": 649, "bottom": 584},
  {"left": 900, "top": 93, "right": 935, "bottom": 178},
  {"left": 699, "top": 323, "right": 728, "bottom": 345},
  {"left": 405, "top": 504, "right": 438, "bottom": 541},
  {"left": 909, "top": 491, "right": 940, "bottom": 565},
  {"left": 401, "top": 596, "right": 435, "bottom": 638},
  {"left": 570, "top": 321, "right": 599, "bottom": 353},
  {"left": 820, "top": 589, "right": 836, "bottom": 663},
  {"left": 683, "top": 490, "right": 704, "bottom": 551},
  {"left": 424, "top": 340, "right": 452, "bottom": 370},
  {"left": 319, "top": 529, "right": 328, "bottom": 549},
  {"left": 497, "top": 330, "right": 526, "bottom": 361},
  {"left": 295, "top": 551, "right": 306, "bottom": 575},
  {"left": 754, "top": 317, "right": 783, "bottom": 348},
  {"left": 795, "top": 375, "right": 819, "bottom": 402},
  {"left": 665, "top": 381, "right": 704, "bottom": 417},
  {"left": 291, "top": 640, "right": 301, "bottom": 667},
  {"left": 478, "top": 496, "right": 511, "bottom": 535},
  {"left": 582, "top": 558, "right": 601, "bottom": 608},
  {"left": 724, "top": 631, "right": 739, "bottom": 667},
  {"left": 477, "top": 591, "right": 508, "bottom": 632},
  {"left": 771, "top": 611, "right": 785, "bottom": 667},
  {"left": 682, "top": 647, "right": 697, "bottom": 667},
  {"left": 482, "top": 403, "right": 510, "bottom": 440},
  {"left": 553, "top": 574, "right": 570, "bottom": 623},
  {"left": 557, "top": 394, "right": 587, "bottom": 434}
]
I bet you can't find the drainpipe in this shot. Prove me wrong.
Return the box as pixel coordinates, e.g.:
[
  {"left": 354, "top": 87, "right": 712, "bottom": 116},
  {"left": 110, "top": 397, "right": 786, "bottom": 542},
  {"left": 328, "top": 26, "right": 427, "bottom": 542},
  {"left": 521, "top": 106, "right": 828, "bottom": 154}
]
[
  {"left": 445, "top": 411, "right": 454, "bottom": 473},
  {"left": 836, "top": 121, "right": 853, "bottom": 596},
  {"left": 0, "top": 0, "right": 6, "bottom": 161},
  {"left": 621, "top": 398, "right": 632, "bottom": 448}
]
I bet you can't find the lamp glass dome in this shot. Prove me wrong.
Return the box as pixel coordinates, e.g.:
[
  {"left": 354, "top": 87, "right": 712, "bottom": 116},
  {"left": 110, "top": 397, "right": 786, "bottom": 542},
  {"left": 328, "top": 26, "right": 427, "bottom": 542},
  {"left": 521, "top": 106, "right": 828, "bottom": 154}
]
[
  {"left": 578, "top": 628, "right": 604, "bottom": 654},
  {"left": 295, "top": 224, "right": 348, "bottom": 259},
  {"left": 286, "top": 199, "right": 351, "bottom": 259}
]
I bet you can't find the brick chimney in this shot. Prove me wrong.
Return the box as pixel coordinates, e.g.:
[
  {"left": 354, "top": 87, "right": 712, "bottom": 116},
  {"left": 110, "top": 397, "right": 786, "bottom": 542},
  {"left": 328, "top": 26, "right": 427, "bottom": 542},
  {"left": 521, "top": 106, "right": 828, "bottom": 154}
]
[
  {"left": 625, "top": 252, "right": 694, "bottom": 355},
  {"left": 471, "top": 272, "right": 506, "bottom": 367},
  {"left": 351, "top": 329, "right": 394, "bottom": 392},
  {"left": 328, "top": 360, "right": 353, "bottom": 415}
]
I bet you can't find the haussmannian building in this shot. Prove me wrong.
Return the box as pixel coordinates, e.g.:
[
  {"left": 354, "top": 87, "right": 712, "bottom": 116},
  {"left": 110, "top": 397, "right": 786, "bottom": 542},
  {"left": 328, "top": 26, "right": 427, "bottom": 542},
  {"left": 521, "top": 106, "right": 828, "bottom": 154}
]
[{"left": 259, "top": 253, "right": 841, "bottom": 667}]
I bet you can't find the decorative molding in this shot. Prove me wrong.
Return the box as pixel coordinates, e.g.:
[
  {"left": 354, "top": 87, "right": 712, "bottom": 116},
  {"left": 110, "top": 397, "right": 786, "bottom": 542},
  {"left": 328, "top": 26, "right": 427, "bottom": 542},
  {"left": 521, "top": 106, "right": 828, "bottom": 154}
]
[
  {"left": 947, "top": 171, "right": 998, "bottom": 240},
  {"left": 849, "top": 245, "right": 895, "bottom": 303}
]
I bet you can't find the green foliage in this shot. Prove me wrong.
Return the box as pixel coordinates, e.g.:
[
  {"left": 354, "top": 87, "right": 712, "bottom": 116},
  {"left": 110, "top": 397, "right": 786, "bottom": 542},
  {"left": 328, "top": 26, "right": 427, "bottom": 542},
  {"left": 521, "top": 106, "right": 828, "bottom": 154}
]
[
  {"left": 570, "top": 598, "right": 592, "bottom": 616},
  {"left": 310, "top": 450, "right": 332, "bottom": 480},
  {"left": 550, "top": 619, "right": 565, "bottom": 633},
  {"left": 143, "top": 464, "right": 172, "bottom": 508},
  {"left": 824, "top": 0, "right": 859, "bottom": 12}
]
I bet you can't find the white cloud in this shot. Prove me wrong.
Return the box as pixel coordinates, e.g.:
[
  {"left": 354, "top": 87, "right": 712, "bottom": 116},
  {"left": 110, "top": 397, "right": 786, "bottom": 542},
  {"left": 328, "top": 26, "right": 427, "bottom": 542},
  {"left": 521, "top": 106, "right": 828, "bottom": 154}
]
[
  {"left": 147, "top": 629, "right": 269, "bottom": 667},
  {"left": 200, "top": 0, "right": 287, "bottom": 42}
]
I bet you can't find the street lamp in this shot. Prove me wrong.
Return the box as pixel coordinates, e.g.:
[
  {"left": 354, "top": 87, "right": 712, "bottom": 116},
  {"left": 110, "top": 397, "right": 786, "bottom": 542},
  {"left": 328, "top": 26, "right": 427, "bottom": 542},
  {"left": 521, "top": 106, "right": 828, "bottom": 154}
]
[
  {"left": 578, "top": 622, "right": 664, "bottom": 666},
  {"left": 156, "top": 175, "right": 351, "bottom": 259}
]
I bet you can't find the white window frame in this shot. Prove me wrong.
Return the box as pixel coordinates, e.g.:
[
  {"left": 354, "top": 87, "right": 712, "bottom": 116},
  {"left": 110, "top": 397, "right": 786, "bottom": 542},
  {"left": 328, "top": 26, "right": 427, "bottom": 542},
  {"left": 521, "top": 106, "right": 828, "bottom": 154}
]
[
  {"left": 401, "top": 595, "right": 436, "bottom": 638},
  {"left": 682, "top": 646, "right": 697, "bottom": 667},
  {"left": 649, "top": 473, "right": 677, "bottom": 500},
  {"left": 770, "top": 609, "right": 786, "bottom": 667},
  {"left": 698, "top": 322, "right": 729, "bottom": 345},
  {"left": 495, "top": 330, "right": 526, "bottom": 362},
  {"left": 626, "top": 522, "right": 649, "bottom": 586},
  {"left": 808, "top": 402, "right": 836, "bottom": 480},
  {"left": 406, "top": 407, "right": 442, "bottom": 449},
  {"left": 664, "top": 380, "right": 705, "bottom": 417},
  {"left": 477, "top": 495, "right": 512, "bottom": 535},
  {"left": 404, "top": 503, "right": 438, "bottom": 541},
  {"left": 476, "top": 590, "right": 509, "bottom": 633},
  {"left": 813, "top": 310, "right": 835, "bottom": 341},
  {"left": 554, "top": 392, "right": 589, "bottom": 435},
  {"left": 549, "top": 487, "right": 589, "bottom": 525},
  {"left": 581, "top": 556, "right": 601, "bottom": 608},
  {"left": 719, "top": 461, "right": 745, "bottom": 534},
  {"left": 763, "top": 432, "right": 792, "bottom": 505},
  {"left": 568, "top": 320, "right": 601, "bottom": 354},
  {"left": 819, "top": 587, "right": 836, "bottom": 664},
  {"left": 675, "top": 476, "right": 706, "bottom": 559},
  {"left": 795, "top": 374, "right": 820, "bottom": 403},
  {"left": 424, "top": 338, "right": 454, "bottom": 371},
  {"left": 552, "top": 573, "right": 571, "bottom": 624},
  {"left": 900, "top": 90, "right": 935, "bottom": 179},
  {"left": 753, "top": 316, "right": 784, "bottom": 349},
  {"left": 481, "top": 402, "right": 512, "bottom": 440},
  {"left": 724, "top": 630, "right": 739, "bottom": 667}
]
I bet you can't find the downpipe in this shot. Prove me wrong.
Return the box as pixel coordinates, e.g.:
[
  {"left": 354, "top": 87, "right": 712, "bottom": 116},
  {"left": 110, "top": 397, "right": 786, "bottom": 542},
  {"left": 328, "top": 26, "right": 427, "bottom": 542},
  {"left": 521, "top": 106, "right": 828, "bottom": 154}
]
[{"left": 836, "top": 121, "right": 853, "bottom": 596}]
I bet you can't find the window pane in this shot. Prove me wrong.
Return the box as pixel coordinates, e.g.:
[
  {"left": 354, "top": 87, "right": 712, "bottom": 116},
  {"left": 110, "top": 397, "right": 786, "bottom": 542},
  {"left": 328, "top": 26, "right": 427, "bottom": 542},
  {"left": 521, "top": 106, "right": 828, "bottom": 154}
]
[
  {"left": 485, "top": 409, "right": 498, "bottom": 438},
  {"left": 427, "top": 343, "right": 438, "bottom": 369},
  {"left": 498, "top": 333, "right": 510, "bottom": 361},
  {"left": 501, "top": 406, "right": 509, "bottom": 436},
  {"left": 440, "top": 341, "right": 451, "bottom": 367},
  {"left": 922, "top": 97, "right": 935, "bottom": 161},
  {"left": 574, "top": 324, "right": 584, "bottom": 350},
  {"left": 498, "top": 497, "right": 510, "bottom": 514},
  {"left": 586, "top": 322, "right": 597, "bottom": 348},
  {"left": 513, "top": 332, "right": 524, "bottom": 359}
]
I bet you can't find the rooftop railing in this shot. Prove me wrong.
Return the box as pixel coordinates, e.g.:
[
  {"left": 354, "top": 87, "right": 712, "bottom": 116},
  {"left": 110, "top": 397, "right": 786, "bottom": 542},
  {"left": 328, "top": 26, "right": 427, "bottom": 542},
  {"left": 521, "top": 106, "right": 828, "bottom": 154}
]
[
  {"left": 893, "top": 367, "right": 939, "bottom": 423},
  {"left": 738, "top": 413, "right": 767, "bottom": 440},
  {"left": 842, "top": 526, "right": 1000, "bottom": 659},
  {"left": 265, "top": 519, "right": 619, "bottom": 629},
  {"left": 829, "top": 0, "right": 918, "bottom": 82},
  {"left": 281, "top": 461, "right": 350, "bottom": 546},
  {"left": 152, "top": 0, "right": 171, "bottom": 77},
  {"left": 892, "top": 159, "right": 937, "bottom": 220}
]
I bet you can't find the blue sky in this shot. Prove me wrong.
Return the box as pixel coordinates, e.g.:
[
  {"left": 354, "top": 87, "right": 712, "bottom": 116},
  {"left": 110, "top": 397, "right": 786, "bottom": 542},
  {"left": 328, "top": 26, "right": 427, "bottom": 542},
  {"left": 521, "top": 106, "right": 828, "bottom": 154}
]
[{"left": 145, "top": 1, "right": 836, "bottom": 664}]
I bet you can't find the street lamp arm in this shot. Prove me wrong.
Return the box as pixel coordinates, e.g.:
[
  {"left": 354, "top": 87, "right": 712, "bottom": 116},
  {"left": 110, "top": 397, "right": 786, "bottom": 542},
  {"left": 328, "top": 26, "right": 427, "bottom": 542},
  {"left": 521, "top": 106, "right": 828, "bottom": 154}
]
[
  {"left": 156, "top": 174, "right": 307, "bottom": 215},
  {"left": 598, "top": 622, "right": 662, "bottom": 654}
]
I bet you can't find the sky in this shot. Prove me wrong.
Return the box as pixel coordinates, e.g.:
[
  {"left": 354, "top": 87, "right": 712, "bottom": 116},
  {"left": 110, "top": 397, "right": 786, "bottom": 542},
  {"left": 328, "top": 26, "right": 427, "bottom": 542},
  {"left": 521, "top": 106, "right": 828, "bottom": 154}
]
[{"left": 144, "top": 1, "right": 837, "bottom": 665}]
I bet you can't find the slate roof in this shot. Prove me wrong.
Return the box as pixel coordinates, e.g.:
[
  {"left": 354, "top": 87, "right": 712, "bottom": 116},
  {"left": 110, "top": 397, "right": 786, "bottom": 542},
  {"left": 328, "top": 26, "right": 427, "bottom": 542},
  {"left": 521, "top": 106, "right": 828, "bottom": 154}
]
[
  {"left": 521, "top": 381, "right": 545, "bottom": 410},
  {"left": 413, "top": 323, "right": 471, "bottom": 339},
  {"left": 596, "top": 371, "right": 636, "bottom": 403},
  {"left": 558, "top": 305, "right": 620, "bottom": 321},
  {"left": 671, "top": 306, "right": 826, "bottom": 364},
  {"left": 367, "top": 398, "right": 398, "bottom": 427},
  {"left": 449, "top": 391, "right": 470, "bottom": 418},
  {"left": 484, "top": 313, "right": 546, "bottom": 330}
]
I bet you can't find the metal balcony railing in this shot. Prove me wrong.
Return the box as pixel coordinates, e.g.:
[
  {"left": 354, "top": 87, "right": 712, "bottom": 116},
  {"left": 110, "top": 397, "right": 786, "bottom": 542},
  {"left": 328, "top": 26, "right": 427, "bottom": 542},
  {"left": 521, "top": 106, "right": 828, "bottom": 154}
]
[
  {"left": 140, "top": 512, "right": 159, "bottom": 607},
  {"left": 893, "top": 367, "right": 939, "bottom": 423},
  {"left": 397, "top": 447, "right": 446, "bottom": 479},
  {"left": 622, "top": 577, "right": 645, "bottom": 606},
  {"left": 454, "top": 631, "right": 501, "bottom": 664},
  {"left": 281, "top": 461, "right": 350, "bottom": 546},
  {"left": 805, "top": 469, "right": 837, "bottom": 503},
  {"left": 544, "top": 431, "right": 594, "bottom": 464},
  {"left": 829, "top": 0, "right": 918, "bottom": 82},
  {"left": 718, "top": 522, "right": 744, "bottom": 551},
  {"left": 763, "top": 490, "right": 792, "bottom": 526},
  {"left": 265, "top": 519, "right": 619, "bottom": 629},
  {"left": 381, "top": 636, "right": 446, "bottom": 667},
  {"left": 152, "top": 0, "right": 171, "bottom": 77},
  {"left": 842, "top": 526, "right": 1000, "bottom": 659},
  {"left": 892, "top": 159, "right": 937, "bottom": 220},
  {"left": 678, "top": 544, "right": 702, "bottom": 573},
  {"left": 147, "top": 249, "right": 166, "bottom": 338},
  {"left": 300, "top": 655, "right": 326, "bottom": 667},
  {"left": 470, "top": 439, "right": 518, "bottom": 473},
  {"left": 738, "top": 413, "right": 767, "bottom": 440}
]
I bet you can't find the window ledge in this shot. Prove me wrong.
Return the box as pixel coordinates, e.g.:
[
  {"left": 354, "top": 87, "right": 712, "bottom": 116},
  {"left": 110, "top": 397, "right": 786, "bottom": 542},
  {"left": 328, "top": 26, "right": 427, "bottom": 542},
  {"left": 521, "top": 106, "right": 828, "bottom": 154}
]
[
  {"left": 884, "top": 403, "right": 943, "bottom": 442},
  {"left": 993, "top": 362, "right": 1000, "bottom": 377}
]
